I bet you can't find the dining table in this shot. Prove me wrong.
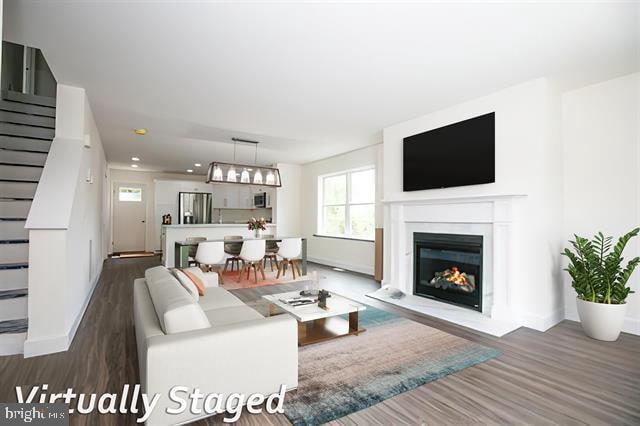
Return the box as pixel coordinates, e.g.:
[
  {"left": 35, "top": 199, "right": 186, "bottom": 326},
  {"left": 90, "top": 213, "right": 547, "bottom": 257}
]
[{"left": 174, "top": 236, "right": 308, "bottom": 275}]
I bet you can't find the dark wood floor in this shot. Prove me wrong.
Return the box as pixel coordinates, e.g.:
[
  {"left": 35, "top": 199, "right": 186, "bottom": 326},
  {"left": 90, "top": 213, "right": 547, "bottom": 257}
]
[{"left": 1, "top": 256, "right": 639, "bottom": 425}]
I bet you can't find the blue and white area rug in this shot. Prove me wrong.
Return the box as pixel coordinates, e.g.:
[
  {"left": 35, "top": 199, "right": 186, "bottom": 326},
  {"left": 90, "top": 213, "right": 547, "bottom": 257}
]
[{"left": 283, "top": 306, "right": 501, "bottom": 425}]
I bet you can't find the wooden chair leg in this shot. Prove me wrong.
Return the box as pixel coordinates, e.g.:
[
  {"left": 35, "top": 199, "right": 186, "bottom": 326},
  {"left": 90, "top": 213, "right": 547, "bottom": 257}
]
[
  {"left": 291, "top": 259, "right": 297, "bottom": 279},
  {"left": 259, "top": 262, "right": 266, "bottom": 280},
  {"left": 294, "top": 260, "right": 302, "bottom": 277},
  {"left": 246, "top": 263, "right": 251, "bottom": 280},
  {"left": 237, "top": 264, "right": 244, "bottom": 282},
  {"left": 223, "top": 259, "right": 229, "bottom": 273},
  {"left": 253, "top": 264, "right": 258, "bottom": 283},
  {"left": 276, "top": 260, "right": 282, "bottom": 278}
]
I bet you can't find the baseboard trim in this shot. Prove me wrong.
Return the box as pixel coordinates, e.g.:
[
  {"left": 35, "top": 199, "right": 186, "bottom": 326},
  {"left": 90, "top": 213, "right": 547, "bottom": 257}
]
[
  {"left": 23, "top": 262, "right": 103, "bottom": 358},
  {"left": 67, "top": 264, "right": 103, "bottom": 345},
  {"left": 306, "top": 256, "right": 374, "bottom": 276},
  {"left": 622, "top": 317, "right": 639, "bottom": 335},
  {"left": 23, "top": 333, "right": 69, "bottom": 357},
  {"left": 520, "top": 306, "right": 565, "bottom": 332}
]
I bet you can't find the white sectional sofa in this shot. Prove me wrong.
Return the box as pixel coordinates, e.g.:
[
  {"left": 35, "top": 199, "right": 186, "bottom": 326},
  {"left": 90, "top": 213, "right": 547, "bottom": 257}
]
[{"left": 133, "top": 266, "right": 298, "bottom": 425}]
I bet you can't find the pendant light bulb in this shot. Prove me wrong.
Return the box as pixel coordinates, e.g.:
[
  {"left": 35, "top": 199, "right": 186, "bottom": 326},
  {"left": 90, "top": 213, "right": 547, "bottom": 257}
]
[
  {"left": 227, "top": 166, "right": 237, "bottom": 182},
  {"left": 212, "top": 165, "right": 223, "bottom": 181},
  {"left": 265, "top": 170, "right": 275, "bottom": 185},
  {"left": 253, "top": 169, "right": 263, "bottom": 184},
  {"left": 240, "top": 168, "right": 250, "bottom": 183}
]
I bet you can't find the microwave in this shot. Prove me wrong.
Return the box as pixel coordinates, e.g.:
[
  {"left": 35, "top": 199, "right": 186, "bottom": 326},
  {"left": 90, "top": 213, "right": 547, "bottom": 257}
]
[{"left": 253, "top": 192, "right": 267, "bottom": 208}]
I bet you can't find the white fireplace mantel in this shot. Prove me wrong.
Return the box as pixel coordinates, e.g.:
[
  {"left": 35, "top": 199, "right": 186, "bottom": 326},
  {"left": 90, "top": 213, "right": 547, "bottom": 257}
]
[{"left": 377, "top": 193, "right": 528, "bottom": 336}]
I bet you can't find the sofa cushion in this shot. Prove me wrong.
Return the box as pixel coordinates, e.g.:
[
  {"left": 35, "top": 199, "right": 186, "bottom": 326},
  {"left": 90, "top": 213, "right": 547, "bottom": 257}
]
[
  {"left": 145, "top": 266, "right": 210, "bottom": 334},
  {"left": 182, "top": 267, "right": 219, "bottom": 288},
  {"left": 198, "top": 287, "right": 246, "bottom": 311},
  {"left": 172, "top": 269, "right": 200, "bottom": 301},
  {"left": 203, "top": 305, "right": 264, "bottom": 326}
]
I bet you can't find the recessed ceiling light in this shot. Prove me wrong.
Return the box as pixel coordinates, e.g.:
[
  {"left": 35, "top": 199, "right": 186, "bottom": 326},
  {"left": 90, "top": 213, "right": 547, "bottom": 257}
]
[
  {"left": 186, "top": 169, "right": 193, "bottom": 173},
  {"left": 131, "top": 164, "right": 139, "bottom": 168},
  {"left": 134, "top": 128, "right": 147, "bottom": 135},
  {"left": 131, "top": 157, "right": 140, "bottom": 161},
  {"left": 194, "top": 163, "right": 202, "bottom": 167}
]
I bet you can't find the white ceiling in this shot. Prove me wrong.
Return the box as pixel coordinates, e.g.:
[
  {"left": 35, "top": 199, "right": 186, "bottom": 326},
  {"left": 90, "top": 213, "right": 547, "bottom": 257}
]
[{"left": 3, "top": 1, "right": 639, "bottom": 173}]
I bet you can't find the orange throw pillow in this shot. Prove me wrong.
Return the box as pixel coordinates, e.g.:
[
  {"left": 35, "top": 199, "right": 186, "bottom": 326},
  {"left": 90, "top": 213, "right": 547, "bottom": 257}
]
[{"left": 181, "top": 269, "right": 205, "bottom": 296}]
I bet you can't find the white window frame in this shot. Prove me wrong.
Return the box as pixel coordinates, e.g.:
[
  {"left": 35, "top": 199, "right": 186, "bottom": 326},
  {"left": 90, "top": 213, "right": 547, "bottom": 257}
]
[
  {"left": 118, "top": 186, "right": 143, "bottom": 202},
  {"left": 317, "top": 165, "right": 375, "bottom": 241}
]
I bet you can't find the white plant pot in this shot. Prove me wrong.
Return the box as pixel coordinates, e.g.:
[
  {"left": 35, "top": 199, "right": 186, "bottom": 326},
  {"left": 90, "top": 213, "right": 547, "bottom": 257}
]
[{"left": 576, "top": 297, "right": 627, "bottom": 341}]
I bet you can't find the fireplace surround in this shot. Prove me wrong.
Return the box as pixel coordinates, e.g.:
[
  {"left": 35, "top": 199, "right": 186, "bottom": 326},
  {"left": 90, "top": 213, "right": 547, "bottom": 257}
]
[
  {"left": 413, "top": 233, "right": 483, "bottom": 311},
  {"left": 378, "top": 194, "right": 530, "bottom": 336}
]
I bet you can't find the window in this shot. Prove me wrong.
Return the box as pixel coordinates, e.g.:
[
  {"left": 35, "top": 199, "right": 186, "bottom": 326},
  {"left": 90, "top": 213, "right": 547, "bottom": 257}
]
[
  {"left": 118, "top": 187, "right": 142, "bottom": 202},
  {"left": 318, "top": 167, "right": 375, "bottom": 240}
]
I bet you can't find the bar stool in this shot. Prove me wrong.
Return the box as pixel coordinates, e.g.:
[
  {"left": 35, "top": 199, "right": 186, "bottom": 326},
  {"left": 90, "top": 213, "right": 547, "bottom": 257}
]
[
  {"left": 238, "top": 239, "right": 266, "bottom": 283},
  {"left": 195, "top": 241, "right": 226, "bottom": 285},
  {"left": 186, "top": 237, "right": 207, "bottom": 266},
  {"left": 223, "top": 236, "right": 243, "bottom": 272},
  {"left": 276, "top": 238, "right": 302, "bottom": 279},
  {"left": 262, "top": 234, "right": 279, "bottom": 271}
]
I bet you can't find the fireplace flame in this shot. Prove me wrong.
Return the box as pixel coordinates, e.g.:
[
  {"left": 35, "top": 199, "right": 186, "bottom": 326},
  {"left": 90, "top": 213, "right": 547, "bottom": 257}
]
[
  {"left": 446, "top": 266, "right": 469, "bottom": 286},
  {"left": 430, "top": 266, "right": 476, "bottom": 293}
]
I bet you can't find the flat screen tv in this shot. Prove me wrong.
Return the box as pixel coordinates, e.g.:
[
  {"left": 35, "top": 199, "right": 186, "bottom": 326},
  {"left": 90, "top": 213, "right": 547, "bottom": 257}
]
[{"left": 403, "top": 112, "right": 495, "bottom": 191}]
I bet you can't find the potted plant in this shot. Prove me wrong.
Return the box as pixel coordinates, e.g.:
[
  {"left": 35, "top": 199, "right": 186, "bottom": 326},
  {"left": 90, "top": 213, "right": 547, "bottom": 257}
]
[
  {"left": 247, "top": 217, "right": 267, "bottom": 238},
  {"left": 562, "top": 228, "right": 640, "bottom": 341}
]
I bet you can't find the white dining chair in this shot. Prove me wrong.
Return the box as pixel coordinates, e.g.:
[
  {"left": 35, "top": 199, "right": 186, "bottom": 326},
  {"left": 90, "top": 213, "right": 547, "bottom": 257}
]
[
  {"left": 194, "top": 241, "right": 226, "bottom": 285},
  {"left": 276, "top": 238, "right": 302, "bottom": 279},
  {"left": 238, "top": 239, "right": 266, "bottom": 283}
]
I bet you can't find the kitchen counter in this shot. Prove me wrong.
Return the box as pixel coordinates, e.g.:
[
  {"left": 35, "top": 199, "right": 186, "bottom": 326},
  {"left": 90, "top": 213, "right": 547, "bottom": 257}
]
[
  {"left": 162, "top": 223, "right": 275, "bottom": 228},
  {"left": 161, "top": 223, "right": 277, "bottom": 267}
]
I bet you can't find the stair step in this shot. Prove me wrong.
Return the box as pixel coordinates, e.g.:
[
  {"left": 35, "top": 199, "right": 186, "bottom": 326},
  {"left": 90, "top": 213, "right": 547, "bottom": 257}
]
[
  {"left": 0, "top": 199, "right": 32, "bottom": 217},
  {"left": 0, "top": 295, "right": 28, "bottom": 321},
  {"left": 0, "top": 99, "right": 55, "bottom": 118},
  {"left": 0, "top": 242, "right": 28, "bottom": 264},
  {"left": 0, "top": 110, "right": 55, "bottom": 129},
  {"left": 0, "top": 181, "right": 38, "bottom": 199},
  {"left": 0, "top": 331, "right": 27, "bottom": 355},
  {"left": 0, "top": 164, "right": 43, "bottom": 182},
  {"left": 0, "top": 288, "right": 27, "bottom": 300},
  {"left": 0, "top": 267, "right": 28, "bottom": 291},
  {"left": 0, "top": 262, "right": 28, "bottom": 270},
  {"left": 0, "top": 318, "right": 28, "bottom": 334},
  {"left": 1, "top": 90, "right": 56, "bottom": 108},
  {"left": 0, "top": 122, "right": 55, "bottom": 140},
  {"left": 0, "top": 149, "right": 47, "bottom": 166},
  {"left": 0, "top": 220, "right": 27, "bottom": 240},
  {"left": 0, "top": 135, "right": 51, "bottom": 153}
]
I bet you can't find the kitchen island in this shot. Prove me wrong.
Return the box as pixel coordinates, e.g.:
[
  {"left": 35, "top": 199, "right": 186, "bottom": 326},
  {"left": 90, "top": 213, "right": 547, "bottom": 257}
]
[{"left": 161, "top": 223, "right": 278, "bottom": 268}]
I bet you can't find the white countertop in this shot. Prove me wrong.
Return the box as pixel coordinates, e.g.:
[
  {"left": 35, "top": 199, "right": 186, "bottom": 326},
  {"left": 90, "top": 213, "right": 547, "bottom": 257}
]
[{"left": 163, "top": 223, "right": 276, "bottom": 228}]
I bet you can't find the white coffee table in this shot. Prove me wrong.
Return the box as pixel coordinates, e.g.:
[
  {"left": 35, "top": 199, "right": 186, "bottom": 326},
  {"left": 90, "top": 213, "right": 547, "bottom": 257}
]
[{"left": 262, "top": 291, "right": 367, "bottom": 346}]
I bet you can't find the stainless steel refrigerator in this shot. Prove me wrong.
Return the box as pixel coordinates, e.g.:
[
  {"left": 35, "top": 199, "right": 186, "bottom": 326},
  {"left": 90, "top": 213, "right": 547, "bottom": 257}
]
[{"left": 178, "top": 192, "right": 212, "bottom": 224}]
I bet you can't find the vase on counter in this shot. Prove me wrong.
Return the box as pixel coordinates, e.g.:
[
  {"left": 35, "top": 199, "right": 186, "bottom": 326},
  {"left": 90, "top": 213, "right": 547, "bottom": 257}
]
[{"left": 254, "top": 228, "right": 262, "bottom": 238}]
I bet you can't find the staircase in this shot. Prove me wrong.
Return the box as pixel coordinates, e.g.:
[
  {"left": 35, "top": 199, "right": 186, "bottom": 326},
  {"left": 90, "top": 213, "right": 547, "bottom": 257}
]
[{"left": 0, "top": 90, "right": 55, "bottom": 355}]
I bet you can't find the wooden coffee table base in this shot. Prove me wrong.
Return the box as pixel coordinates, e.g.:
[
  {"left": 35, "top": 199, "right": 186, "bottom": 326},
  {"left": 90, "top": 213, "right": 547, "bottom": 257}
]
[{"left": 297, "top": 311, "right": 365, "bottom": 346}]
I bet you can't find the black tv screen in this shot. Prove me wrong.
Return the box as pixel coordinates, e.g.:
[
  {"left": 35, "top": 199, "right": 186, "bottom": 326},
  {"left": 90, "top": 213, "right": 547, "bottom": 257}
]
[{"left": 403, "top": 112, "right": 495, "bottom": 191}]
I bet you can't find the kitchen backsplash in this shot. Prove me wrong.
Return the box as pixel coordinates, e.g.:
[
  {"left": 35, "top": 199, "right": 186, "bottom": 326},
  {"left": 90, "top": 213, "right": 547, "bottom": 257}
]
[{"left": 213, "top": 208, "right": 273, "bottom": 224}]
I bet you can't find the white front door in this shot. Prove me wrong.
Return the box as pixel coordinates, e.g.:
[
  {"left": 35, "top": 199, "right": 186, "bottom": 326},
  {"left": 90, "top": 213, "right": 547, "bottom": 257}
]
[{"left": 113, "top": 183, "right": 147, "bottom": 252}]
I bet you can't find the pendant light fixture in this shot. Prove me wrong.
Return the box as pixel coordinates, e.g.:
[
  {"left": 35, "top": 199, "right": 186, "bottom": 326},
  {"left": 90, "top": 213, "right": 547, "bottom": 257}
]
[{"left": 206, "top": 138, "right": 282, "bottom": 187}]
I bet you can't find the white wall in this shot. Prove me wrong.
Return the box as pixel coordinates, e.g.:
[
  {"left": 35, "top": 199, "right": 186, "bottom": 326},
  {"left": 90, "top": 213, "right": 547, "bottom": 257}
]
[
  {"left": 383, "top": 79, "right": 565, "bottom": 331},
  {"left": 300, "top": 145, "right": 382, "bottom": 275},
  {"left": 25, "top": 84, "right": 108, "bottom": 356},
  {"left": 562, "top": 73, "right": 640, "bottom": 335},
  {"left": 275, "top": 163, "right": 302, "bottom": 237},
  {"left": 108, "top": 169, "right": 202, "bottom": 253}
]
